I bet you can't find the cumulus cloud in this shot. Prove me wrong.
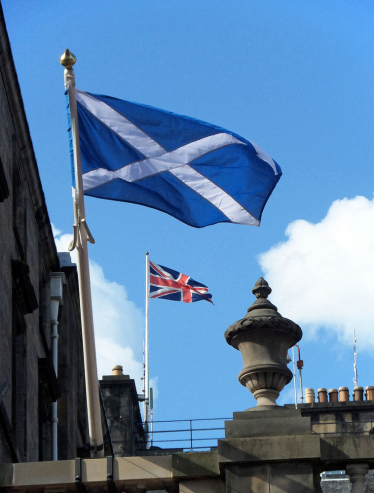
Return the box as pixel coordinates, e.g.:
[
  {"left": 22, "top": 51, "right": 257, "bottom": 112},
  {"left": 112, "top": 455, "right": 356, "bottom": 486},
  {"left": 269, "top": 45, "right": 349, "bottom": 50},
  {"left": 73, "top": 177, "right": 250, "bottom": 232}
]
[
  {"left": 95, "top": 339, "right": 143, "bottom": 389},
  {"left": 53, "top": 226, "right": 150, "bottom": 395},
  {"left": 258, "top": 196, "right": 374, "bottom": 348},
  {"left": 90, "top": 261, "right": 144, "bottom": 357},
  {"left": 54, "top": 230, "right": 77, "bottom": 262}
]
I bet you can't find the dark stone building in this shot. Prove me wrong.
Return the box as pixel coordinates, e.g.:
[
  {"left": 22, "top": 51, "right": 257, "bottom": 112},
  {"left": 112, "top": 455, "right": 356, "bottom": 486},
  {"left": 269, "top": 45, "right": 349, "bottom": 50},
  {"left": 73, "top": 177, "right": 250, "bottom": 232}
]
[
  {"left": 100, "top": 368, "right": 146, "bottom": 457},
  {"left": 0, "top": 4, "right": 88, "bottom": 463}
]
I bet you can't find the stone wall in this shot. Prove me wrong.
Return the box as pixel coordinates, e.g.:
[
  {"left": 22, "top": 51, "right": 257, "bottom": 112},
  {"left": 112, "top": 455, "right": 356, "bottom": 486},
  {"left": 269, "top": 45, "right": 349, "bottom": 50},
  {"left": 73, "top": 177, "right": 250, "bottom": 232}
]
[
  {"left": 321, "top": 471, "right": 374, "bottom": 492},
  {"left": 321, "top": 479, "right": 351, "bottom": 493},
  {"left": 100, "top": 374, "right": 145, "bottom": 456},
  {"left": 0, "top": 5, "right": 88, "bottom": 463},
  {"left": 57, "top": 255, "right": 88, "bottom": 460},
  {"left": 289, "top": 401, "right": 374, "bottom": 437}
]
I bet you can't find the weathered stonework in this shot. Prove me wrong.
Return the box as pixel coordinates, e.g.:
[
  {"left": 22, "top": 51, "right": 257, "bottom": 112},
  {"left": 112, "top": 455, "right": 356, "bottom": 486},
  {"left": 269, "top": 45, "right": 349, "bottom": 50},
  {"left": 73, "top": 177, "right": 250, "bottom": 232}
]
[
  {"left": 321, "top": 471, "right": 374, "bottom": 492},
  {"left": 0, "top": 5, "right": 89, "bottom": 462},
  {"left": 100, "top": 374, "right": 145, "bottom": 456}
]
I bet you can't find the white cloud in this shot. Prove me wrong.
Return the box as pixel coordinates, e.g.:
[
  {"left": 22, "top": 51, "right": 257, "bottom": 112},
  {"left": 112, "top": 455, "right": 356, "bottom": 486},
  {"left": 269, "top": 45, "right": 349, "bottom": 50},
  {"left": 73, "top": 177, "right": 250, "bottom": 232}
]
[
  {"left": 51, "top": 224, "right": 62, "bottom": 237},
  {"left": 90, "top": 260, "right": 144, "bottom": 357},
  {"left": 54, "top": 231, "right": 77, "bottom": 262},
  {"left": 277, "top": 383, "right": 298, "bottom": 407},
  {"left": 258, "top": 196, "right": 374, "bottom": 348},
  {"left": 52, "top": 225, "right": 152, "bottom": 397},
  {"left": 95, "top": 338, "right": 143, "bottom": 388}
]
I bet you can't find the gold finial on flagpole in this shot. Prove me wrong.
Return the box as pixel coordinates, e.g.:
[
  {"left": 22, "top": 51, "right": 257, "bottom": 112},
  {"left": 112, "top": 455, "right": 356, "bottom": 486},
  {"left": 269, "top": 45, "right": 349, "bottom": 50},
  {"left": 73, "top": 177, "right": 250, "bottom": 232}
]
[{"left": 59, "top": 49, "right": 76, "bottom": 69}]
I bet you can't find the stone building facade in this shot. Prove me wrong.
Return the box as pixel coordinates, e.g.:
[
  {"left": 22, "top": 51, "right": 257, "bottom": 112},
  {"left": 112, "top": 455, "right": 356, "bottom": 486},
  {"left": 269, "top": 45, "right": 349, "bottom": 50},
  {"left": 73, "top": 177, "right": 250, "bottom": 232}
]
[
  {"left": 0, "top": 4, "right": 89, "bottom": 463},
  {"left": 1, "top": 2, "right": 374, "bottom": 492}
]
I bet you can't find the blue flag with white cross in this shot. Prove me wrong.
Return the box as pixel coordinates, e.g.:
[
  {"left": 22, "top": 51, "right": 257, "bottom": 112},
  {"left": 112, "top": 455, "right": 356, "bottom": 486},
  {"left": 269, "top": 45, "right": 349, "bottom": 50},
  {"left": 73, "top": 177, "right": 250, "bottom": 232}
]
[{"left": 73, "top": 90, "right": 282, "bottom": 228}]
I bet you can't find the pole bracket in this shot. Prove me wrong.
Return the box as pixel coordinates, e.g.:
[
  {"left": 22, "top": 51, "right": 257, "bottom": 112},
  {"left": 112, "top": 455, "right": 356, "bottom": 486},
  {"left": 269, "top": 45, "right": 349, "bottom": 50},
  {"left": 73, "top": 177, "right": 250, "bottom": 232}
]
[
  {"left": 107, "top": 456, "right": 117, "bottom": 493},
  {"left": 69, "top": 224, "right": 78, "bottom": 251},
  {"left": 68, "top": 219, "right": 95, "bottom": 252},
  {"left": 89, "top": 442, "right": 104, "bottom": 454},
  {"left": 75, "top": 458, "right": 86, "bottom": 493},
  {"left": 81, "top": 219, "right": 95, "bottom": 244}
]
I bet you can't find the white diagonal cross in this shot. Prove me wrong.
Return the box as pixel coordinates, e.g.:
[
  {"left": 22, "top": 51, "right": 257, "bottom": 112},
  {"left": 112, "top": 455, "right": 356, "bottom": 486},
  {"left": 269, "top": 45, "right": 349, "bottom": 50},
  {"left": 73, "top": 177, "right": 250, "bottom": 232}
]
[{"left": 76, "top": 90, "right": 278, "bottom": 225}]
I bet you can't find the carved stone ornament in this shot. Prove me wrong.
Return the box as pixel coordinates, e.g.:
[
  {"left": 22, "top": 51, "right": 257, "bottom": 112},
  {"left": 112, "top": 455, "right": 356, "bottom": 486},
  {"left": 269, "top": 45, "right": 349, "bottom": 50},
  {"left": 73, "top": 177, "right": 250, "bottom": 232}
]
[{"left": 225, "top": 277, "right": 302, "bottom": 408}]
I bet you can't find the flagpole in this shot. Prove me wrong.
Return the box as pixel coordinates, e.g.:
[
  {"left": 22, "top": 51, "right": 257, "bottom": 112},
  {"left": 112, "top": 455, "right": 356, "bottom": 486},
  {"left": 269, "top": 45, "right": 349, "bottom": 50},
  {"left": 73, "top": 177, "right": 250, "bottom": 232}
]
[
  {"left": 145, "top": 252, "right": 150, "bottom": 443},
  {"left": 60, "top": 49, "right": 104, "bottom": 458}
]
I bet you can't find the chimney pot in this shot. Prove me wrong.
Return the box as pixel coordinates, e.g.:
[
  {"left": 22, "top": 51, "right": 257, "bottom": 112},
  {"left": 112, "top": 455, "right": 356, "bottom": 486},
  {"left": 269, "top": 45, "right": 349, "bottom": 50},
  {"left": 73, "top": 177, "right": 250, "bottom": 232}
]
[
  {"left": 305, "top": 388, "right": 315, "bottom": 403},
  {"left": 328, "top": 388, "right": 338, "bottom": 403},
  {"left": 365, "top": 386, "right": 374, "bottom": 401},
  {"left": 112, "top": 365, "right": 123, "bottom": 376},
  {"left": 339, "top": 387, "right": 349, "bottom": 402},
  {"left": 353, "top": 386, "right": 364, "bottom": 401},
  {"left": 318, "top": 388, "right": 328, "bottom": 403}
]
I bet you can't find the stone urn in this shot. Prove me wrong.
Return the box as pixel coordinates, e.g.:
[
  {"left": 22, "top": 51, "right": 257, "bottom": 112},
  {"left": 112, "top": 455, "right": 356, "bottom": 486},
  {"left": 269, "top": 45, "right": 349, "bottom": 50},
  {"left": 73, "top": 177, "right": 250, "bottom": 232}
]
[{"left": 224, "top": 277, "right": 302, "bottom": 408}]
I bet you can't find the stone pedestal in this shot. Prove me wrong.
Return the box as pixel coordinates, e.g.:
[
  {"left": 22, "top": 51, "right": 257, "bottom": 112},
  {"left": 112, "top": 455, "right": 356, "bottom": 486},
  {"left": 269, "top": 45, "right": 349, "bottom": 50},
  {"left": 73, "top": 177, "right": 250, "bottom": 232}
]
[
  {"left": 219, "top": 409, "right": 320, "bottom": 493},
  {"left": 225, "top": 463, "right": 316, "bottom": 493}
]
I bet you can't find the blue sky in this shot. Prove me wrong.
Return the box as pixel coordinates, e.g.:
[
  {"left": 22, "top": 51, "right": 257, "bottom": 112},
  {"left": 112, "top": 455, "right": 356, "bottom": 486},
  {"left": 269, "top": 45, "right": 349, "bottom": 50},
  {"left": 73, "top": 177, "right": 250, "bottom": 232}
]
[{"left": 3, "top": 1, "right": 374, "bottom": 428}]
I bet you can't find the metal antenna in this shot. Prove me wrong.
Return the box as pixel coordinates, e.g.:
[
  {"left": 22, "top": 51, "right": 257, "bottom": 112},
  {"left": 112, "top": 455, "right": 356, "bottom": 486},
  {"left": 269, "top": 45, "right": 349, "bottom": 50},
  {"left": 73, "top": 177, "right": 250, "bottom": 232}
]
[
  {"left": 292, "top": 346, "right": 298, "bottom": 409},
  {"left": 150, "top": 388, "right": 154, "bottom": 447},
  {"left": 290, "top": 306, "right": 298, "bottom": 408},
  {"left": 353, "top": 329, "right": 358, "bottom": 388},
  {"left": 295, "top": 345, "right": 304, "bottom": 403}
]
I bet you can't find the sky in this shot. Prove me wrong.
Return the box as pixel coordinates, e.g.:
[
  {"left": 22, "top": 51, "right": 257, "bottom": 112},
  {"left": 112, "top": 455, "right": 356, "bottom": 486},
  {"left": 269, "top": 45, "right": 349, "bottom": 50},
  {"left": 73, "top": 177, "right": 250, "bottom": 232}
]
[{"left": 3, "top": 0, "right": 374, "bottom": 441}]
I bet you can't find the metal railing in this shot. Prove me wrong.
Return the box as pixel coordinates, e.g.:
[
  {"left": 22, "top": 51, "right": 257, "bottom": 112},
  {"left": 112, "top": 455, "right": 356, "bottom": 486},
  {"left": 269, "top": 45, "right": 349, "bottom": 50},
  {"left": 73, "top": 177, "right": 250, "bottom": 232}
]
[
  {"left": 140, "top": 415, "right": 374, "bottom": 453},
  {"left": 143, "top": 417, "right": 231, "bottom": 451}
]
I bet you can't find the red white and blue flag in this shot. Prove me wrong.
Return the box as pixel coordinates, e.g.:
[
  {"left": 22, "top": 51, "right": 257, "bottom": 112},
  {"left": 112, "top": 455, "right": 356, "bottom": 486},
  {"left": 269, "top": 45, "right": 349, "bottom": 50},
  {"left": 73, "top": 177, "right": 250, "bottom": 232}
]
[{"left": 149, "top": 261, "right": 213, "bottom": 304}]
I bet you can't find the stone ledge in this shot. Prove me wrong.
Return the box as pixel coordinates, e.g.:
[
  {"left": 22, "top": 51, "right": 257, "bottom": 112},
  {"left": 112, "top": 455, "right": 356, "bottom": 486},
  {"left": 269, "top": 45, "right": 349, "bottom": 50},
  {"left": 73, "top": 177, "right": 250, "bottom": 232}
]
[
  {"left": 321, "top": 436, "right": 374, "bottom": 463},
  {"left": 225, "top": 415, "right": 311, "bottom": 438},
  {"left": 180, "top": 478, "right": 225, "bottom": 493},
  {"left": 172, "top": 451, "right": 220, "bottom": 478},
  {"left": 232, "top": 407, "right": 302, "bottom": 419},
  {"left": 218, "top": 435, "right": 321, "bottom": 463}
]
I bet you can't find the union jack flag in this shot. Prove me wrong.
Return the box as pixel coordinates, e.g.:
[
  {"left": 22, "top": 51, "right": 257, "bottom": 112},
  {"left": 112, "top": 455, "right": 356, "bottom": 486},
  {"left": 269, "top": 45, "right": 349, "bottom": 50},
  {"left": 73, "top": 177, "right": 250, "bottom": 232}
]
[{"left": 149, "top": 261, "right": 213, "bottom": 304}]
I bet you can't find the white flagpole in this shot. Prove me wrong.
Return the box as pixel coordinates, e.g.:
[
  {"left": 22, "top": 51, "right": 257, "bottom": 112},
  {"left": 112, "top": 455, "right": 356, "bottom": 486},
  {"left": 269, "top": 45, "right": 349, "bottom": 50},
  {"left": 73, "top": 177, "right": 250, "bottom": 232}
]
[
  {"left": 145, "top": 252, "right": 150, "bottom": 443},
  {"left": 60, "top": 49, "right": 104, "bottom": 458}
]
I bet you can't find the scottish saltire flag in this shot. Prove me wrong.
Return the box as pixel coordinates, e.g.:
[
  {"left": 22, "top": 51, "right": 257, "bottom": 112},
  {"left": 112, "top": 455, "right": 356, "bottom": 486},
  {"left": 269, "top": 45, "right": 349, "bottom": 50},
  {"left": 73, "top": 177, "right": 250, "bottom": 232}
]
[
  {"left": 149, "top": 261, "right": 213, "bottom": 304},
  {"left": 74, "top": 90, "right": 282, "bottom": 228}
]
